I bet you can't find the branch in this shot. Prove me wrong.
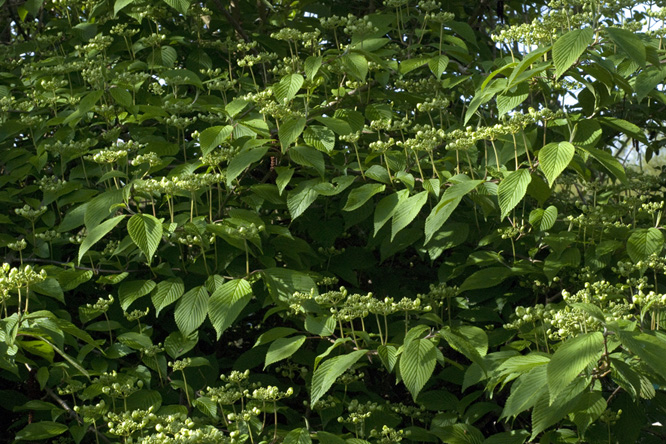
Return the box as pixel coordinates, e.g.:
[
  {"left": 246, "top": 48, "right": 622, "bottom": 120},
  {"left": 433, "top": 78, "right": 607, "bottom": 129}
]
[
  {"left": 210, "top": 0, "right": 251, "bottom": 43},
  {"left": 45, "top": 387, "right": 112, "bottom": 444}
]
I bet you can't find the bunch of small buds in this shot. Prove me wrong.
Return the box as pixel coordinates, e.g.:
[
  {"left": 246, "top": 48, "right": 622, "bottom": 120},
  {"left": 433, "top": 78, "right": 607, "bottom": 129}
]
[
  {"left": 68, "top": 227, "right": 87, "bottom": 244},
  {"left": 57, "top": 379, "right": 85, "bottom": 396},
  {"left": 101, "top": 377, "right": 143, "bottom": 399},
  {"left": 38, "top": 175, "right": 68, "bottom": 193},
  {"left": 131, "top": 152, "right": 162, "bottom": 167},
  {"left": 7, "top": 239, "right": 27, "bottom": 251},
  {"left": 419, "top": 283, "right": 460, "bottom": 307},
  {"left": 86, "top": 295, "right": 114, "bottom": 312},
  {"left": 73, "top": 399, "right": 107, "bottom": 423},
  {"left": 0, "top": 264, "right": 47, "bottom": 292},
  {"left": 338, "top": 368, "right": 365, "bottom": 385},
  {"left": 227, "top": 406, "right": 261, "bottom": 422},
  {"left": 251, "top": 385, "right": 293, "bottom": 401},
  {"left": 141, "top": 343, "right": 164, "bottom": 357},
  {"left": 370, "top": 425, "right": 404, "bottom": 443},
  {"left": 14, "top": 204, "right": 47, "bottom": 221},
  {"left": 124, "top": 307, "right": 150, "bottom": 322},
  {"left": 169, "top": 358, "right": 192, "bottom": 372}
]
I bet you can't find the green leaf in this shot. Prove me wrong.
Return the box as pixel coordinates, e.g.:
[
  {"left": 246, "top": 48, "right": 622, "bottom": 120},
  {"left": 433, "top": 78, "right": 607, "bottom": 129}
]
[
  {"left": 531, "top": 378, "right": 588, "bottom": 439},
  {"left": 428, "top": 55, "right": 449, "bottom": 79},
  {"left": 529, "top": 205, "right": 557, "bottom": 231},
  {"left": 284, "top": 428, "right": 312, "bottom": 444},
  {"left": 279, "top": 117, "right": 307, "bottom": 152},
  {"left": 498, "top": 169, "right": 532, "bottom": 219},
  {"left": 15, "top": 421, "right": 68, "bottom": 441},
  {"left": 400, "top": 338, "right": 437, "bottom": 400},
  {"left": 391, "top": 191, "right": 428, "bottom": 241},
  {"left": 606, "top": 27, "right": 646, "bottom": 67},
  {"left": 290, "top": 146, "right": 325, "bottom": 176},
  {"left": 64, "top": 90, "right": 104, "bottom": 125},
  {"left": 114, "top": 0, "right": 134, "bottom": 15},
  {"left": 635, "top": 66, "right": 666, "bottom": 102},
  {"left": 287, "top": 181, "right": 319, "bottom": 220},
  {"left": 547, "top": 332, "right": 603, "bottom": 402},
  {"left": 538, "top": 142, "right": 575, "bottom": 186},
  {"left": 552, "top": 28, "right": 594, "bottom": 78},
  {"left": 374, "top": 190, "right": 408, "bottom": 236},
  {"left": 425, "top": 179, "right": 483, "bottom": 244},
  {"left": 208, "top": 279, "right": 252, "bottom": 339},
  {"left": 152, "top": 278, "right": 185, "bottom": 317},
  {"left": 274, "top": 74, "right": 304, "bottom": 102},
  {"left": 377, "top": 344, "right": 398, "bottom": 372},
  {"left": 303, "top": 125, "right": 336, "bottom": 153},
  {"left": 78, "top": 215, "right": 125, "bottom": 264},
  {"left": 128, "top": 214, "right": 162, "bottom": 264},
  {"left": 254, "top": 327, "right": 298, "bottom": 347},
  {"left": 311, "top": 350, "right": 367, "bottom": 405},
  {"left": 275, "top": 167, "right": 294, "bottom": 195},
  {"left": 579, "top": 146, "right": 627, "bottom": 183},
  {"left": 484, "top": 430, "right": 530, "bottom": 444},
  {"left": 616, "top": 330, "right": 666, "bottom": 379},
  {"left": 626, "top": 227, "right": 664, "bottom": 263},
  {"left": 164, "top": 331, "right": 198, "bottom": 359},
  {"left": 305, "top": 55, "right": 323, "bottom": 79},
  {"left": 459, "top": 267, "right": 512, "bottom": 292},
  {"left": 199, "top": 125, "right": 233, "bottom": 155},
  {"left": 265, "top": 335, "right": 306, "bottom": 368},
  {"left": 342, "top": 53, "right": 368, "bottom": 81},
  {"left": 496, "top": 83, "right": 529, "bottom": 116},
  {"left": 226, "top": 146, "right": 270, "bottom": 187},
  {"left": 119, "top": 280, "right": 156, "bottom": 311},
  {"left": 343, "top": 183, "right": 385, "bottom": 211},
  {"left": 501, "top": 365, "right": 548, "bottom": 419},
  {"left": 163, "top": 0, "right": 190, "bottom": 15},
  {"left": 174, "top": 286, "right": 209, "bottom": 336}
]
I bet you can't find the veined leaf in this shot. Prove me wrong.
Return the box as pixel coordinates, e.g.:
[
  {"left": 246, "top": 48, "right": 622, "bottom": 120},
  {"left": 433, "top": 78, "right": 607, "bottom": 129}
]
[
  {"left": 274, "top": 74, "right": 304, "bottom": 102},
  {"left": 264, "top": 335, "right": 306, "bottom": 368},
  {"left": 400, "top": 338, "right": 437, "bottom": 400},
  {"left": 529, "top": 205, "right": 558, "bottom": 231},
  {"left": 279, "top": 117, "right": 306, "bottom": 152},
  {"left": 374, "top": 190, "right": 408, "bottom": 236},
  {"left": 208, "top": 279, "right": 252, "bottom": 339},
  {"left": 226, "top": 146, "right": 269, "bottom": 187},
  {"left": 311, "top": 350, "right": 367, "bottom": 405},
  {"left": 287, "top": 180, "right": 319, "bottom": 219},
  {"left": 501, "top": 365, "right": 548, "bottom": 419},
  {"left": 606, "top": 27, "right": 646, "bottom": 67},
  {"left": 579, "top": 146, "right": 627, "bottom": 184},
  {"left": 459, "top": 267, "right": 512, "bottom": 292},
  {"left": 635, "top": 66, "right": 666, "bottom": 102},
  {"left": 552, "top": 28, "right": 594, "bottom": 78},
  {"left": 342, "top": 53, "right": 368, "bottom": 81},
  {"left": 128, "top": 214, "right": 162, "bottom": 264},
  {"left": 199, "top": 125, "right": 233, "bottom": 155},
  {"left": 284, "top": 428, "right": 312, "bottom": 444},
  {"left": 616, "top": 330, "right": 666, "bottom": 379},
  {"left": 15, "top": 421, "right": 68, "bottom": 441},
  {"left": 305, "top": 55, "right": 323, "bottom": 79},
  {"left": 163, "top": 0, "right": 190, "bottom": 15},
  {"left": 626, "top": 227, "right": 664, "bottom": 263},
  {"left": 174, "top": 286, "right": 209, "bottom": 337},
  {"left": 547, "top": 332, "right": 603, "bottom": 402},
  {"left": 343, "top": 183, "right": 385, "bottom": 211},
  {"left": 119, "top": 280, "right": 156, "bottom": 311},
  {"left": 391, "top": 191, "right": 428, "bottom": 241},
  {"left": 78, "top": 215, "right": 125, "bottom": 264},
  {"left": 428, "top": 55, "right": 449, "bottom": 79},
  {"left": 424, "top": 179, "right": 483, "bottom": 244},
  {"left": 152, "top": 278, "right": 185, "bottom": 317},
  {"left": 303, "top": 125, "right": 335, "bottom": 153},
  {"left": 538, "top": 142, "right": 575, "bottom": 186},
  {"left": 498, "top": 169, "right": 532, "bottom": 219}
]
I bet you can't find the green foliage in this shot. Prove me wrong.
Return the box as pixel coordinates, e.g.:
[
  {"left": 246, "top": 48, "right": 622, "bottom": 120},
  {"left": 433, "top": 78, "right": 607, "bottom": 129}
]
[{"left": 3, "top": 0, "right": 666, "bottom": 443}]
